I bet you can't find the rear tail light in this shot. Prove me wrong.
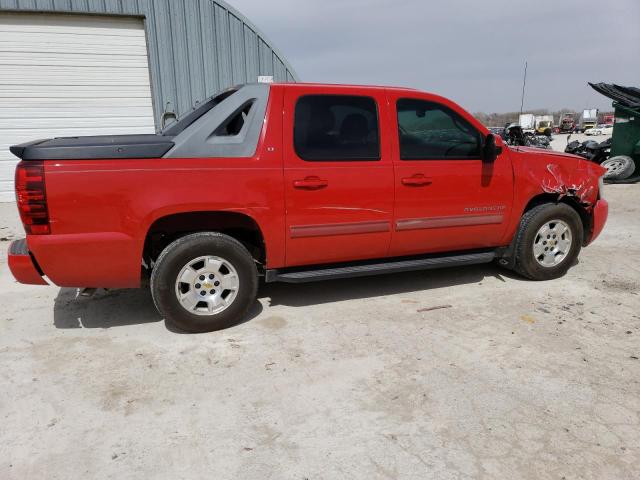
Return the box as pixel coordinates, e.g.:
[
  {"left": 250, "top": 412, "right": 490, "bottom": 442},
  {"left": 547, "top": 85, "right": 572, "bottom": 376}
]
[{"left": 15, "top": 161, "right": 50, "bottom": 235}]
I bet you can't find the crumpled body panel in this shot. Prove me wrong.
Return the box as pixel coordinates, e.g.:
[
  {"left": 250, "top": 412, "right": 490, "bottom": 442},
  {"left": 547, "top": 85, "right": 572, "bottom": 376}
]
[
  {"left": 511, "top": 145, "right": 604, "bottom": 208},
  {"left": 501, "top": 148, "right": 607, "bottom": 247},
  {"left": 539, "top": 162, "right": 602, "bottom": 206}
]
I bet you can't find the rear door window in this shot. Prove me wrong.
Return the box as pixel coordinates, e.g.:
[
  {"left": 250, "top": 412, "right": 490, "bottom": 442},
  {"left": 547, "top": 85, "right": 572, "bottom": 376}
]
[{"left": 294, "top": 95, "right": 380, "bottom": 161}]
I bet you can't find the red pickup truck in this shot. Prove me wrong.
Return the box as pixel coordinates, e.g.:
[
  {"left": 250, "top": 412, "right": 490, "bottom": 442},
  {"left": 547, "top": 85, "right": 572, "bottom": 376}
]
[{"left": 8, "top": 83, "right": 608, "bottom": 332}]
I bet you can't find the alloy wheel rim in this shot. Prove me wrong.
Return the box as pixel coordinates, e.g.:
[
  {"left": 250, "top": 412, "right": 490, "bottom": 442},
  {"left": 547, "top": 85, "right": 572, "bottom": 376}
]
[
  {"left": 174, "top": 255, "right": 239, "bottom": 315},
  {"left": 532, "top": 220, "right": 572, "bottom": 267},
  {"left": 605, "top": 160, "right": 623, "bottom": 173}
]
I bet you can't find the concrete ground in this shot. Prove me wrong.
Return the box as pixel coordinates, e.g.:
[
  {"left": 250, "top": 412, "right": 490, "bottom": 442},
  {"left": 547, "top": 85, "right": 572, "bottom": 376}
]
[{"left": 1, "top": 158, "right": 639, "bottom": 479}]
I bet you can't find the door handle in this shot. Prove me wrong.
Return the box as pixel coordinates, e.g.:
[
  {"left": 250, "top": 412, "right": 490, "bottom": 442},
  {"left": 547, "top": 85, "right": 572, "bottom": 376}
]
[
  {"left": 401, "top": 174, "right": 432, "bottom": 186},
  {"left": 293, "top": 176, "right": 328, "bottom": 190}
]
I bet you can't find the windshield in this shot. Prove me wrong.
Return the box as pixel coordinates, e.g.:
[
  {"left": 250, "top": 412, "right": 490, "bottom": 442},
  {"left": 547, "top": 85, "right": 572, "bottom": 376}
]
[{"left": 161, "top": 87, "right": 239, "bottom": 136}]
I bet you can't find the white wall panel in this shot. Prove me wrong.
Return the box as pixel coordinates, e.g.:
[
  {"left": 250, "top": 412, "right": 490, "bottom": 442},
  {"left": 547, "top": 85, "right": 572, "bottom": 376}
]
[{"left": 0, "top": 13, "right": 154, "bottom": 201}]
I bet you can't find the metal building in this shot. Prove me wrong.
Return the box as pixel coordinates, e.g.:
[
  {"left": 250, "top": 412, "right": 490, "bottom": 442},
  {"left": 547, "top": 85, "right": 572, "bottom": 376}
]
[{"left": 0, "top": 0, "right": 298, "bottom": 201}]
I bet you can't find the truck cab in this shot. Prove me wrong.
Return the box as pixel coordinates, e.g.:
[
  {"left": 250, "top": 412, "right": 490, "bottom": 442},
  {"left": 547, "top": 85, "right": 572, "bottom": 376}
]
[
  {"left": 578, "top": 108, "right": 599, "bottom": 133},
  {"left": 559, "top": 114, "right": 576, "bottom": 133}
]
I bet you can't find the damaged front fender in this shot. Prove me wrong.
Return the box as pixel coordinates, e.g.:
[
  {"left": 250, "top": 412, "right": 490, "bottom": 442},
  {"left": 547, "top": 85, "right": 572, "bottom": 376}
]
[
  {"left": 536, "top": 160, "right": 605, "bottom": 207},
  {"left": 542, "top": 163, "right": 595, "bottom": 205},
  {"left": 499, "top": 153, "right": 608, "bottom": 264}
]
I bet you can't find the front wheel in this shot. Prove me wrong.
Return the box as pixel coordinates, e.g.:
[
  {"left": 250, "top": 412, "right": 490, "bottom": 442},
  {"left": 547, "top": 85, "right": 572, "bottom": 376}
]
[
  {"left": 513, "top": 203, "right": 583, "bottom": 280},
  {"left": 151, "top": 232, "right": 258, "bottom": 333}
]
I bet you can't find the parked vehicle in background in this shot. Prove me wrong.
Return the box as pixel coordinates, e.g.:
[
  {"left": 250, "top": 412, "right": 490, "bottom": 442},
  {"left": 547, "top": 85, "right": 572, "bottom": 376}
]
[
  {"left": 518, "top": 113, "right": 535, "bottom": 131},
  {"left": 8, "top": 83, "right": 609, "bottom": 332},
  {"left": 602, "top": 113, "right": 614, "bottom": 126},
  {"left": 576, "top": 108, "right": 598, "bottom": 133},
  {"left": 534, "top": 115, "right": 554, "bottom": 136},
  {"left": 586, "top": 125, "right": 613, "bottom": 136},
  {"left": 558, "top": 113, "right": 577, "bottom": 133}
]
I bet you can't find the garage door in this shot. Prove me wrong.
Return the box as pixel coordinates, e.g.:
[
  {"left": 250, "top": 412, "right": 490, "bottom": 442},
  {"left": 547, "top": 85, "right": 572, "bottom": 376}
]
[{"left": 0, "top": 13, "right": 155, "bottom": 202}]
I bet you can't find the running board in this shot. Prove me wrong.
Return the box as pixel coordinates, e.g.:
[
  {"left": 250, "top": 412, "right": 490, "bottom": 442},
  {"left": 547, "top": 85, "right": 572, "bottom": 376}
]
[{"left": 265, "top": 251, "right": 496, "bottom": 283}]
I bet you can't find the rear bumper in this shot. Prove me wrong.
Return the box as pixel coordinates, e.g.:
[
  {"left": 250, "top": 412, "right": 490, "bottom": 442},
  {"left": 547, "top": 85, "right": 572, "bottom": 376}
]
[
  {"left": 587, "top": 199, "right": 609, "bottom": 245},
  {"left": 7, "top": 239, "right": 48, "bottom": 285}
]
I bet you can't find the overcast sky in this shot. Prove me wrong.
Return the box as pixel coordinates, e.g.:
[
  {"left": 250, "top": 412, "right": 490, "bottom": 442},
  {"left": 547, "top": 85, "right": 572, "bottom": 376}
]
[{"left": 230, "top": 0, "right": 639, "bottom": 113}]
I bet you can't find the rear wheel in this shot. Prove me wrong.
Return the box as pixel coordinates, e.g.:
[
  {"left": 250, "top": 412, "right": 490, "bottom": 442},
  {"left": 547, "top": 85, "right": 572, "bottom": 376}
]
[
  {"left": 513, "top": 203, "right": 583, "bottom": 280},
  {"left": 151, "top": 232, "right": 258, "bottom": 333}
]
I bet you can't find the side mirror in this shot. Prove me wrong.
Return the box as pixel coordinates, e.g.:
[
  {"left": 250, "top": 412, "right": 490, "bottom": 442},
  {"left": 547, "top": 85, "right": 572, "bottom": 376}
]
[{"left": 483, "top": 133, "right": 502, "bottom": 163}]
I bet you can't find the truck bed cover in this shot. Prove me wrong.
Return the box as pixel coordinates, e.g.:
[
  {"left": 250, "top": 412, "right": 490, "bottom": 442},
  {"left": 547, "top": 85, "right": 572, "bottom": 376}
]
[{"left": 10, "top": 135, "right": 175, "bottom": 161}]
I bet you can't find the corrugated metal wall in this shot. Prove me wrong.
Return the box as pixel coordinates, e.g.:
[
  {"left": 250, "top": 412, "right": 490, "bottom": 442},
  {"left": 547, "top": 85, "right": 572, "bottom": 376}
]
[{"left": 0, "top": 0, "right": 298, "bottom": 130}]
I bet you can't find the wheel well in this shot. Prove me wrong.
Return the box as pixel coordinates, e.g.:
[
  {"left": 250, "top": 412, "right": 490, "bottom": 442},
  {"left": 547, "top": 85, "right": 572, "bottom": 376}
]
[
  {"left": 522, "top": 193, "right": 592, "bottom": 242},
  {"left": 143, "top": 211, "right": 265, "bottom": 266}
]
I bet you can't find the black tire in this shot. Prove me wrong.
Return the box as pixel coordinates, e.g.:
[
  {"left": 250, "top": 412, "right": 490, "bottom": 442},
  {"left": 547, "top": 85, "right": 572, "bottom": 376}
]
[
  {"left": 601, "top": 155, "right": 635, "bottom": 180},
  {"left": 513, "top": 203, "right": 583, "bottom": 281},
  {"left": 150, "top": 232, "right": 258, "bottom": 333}
]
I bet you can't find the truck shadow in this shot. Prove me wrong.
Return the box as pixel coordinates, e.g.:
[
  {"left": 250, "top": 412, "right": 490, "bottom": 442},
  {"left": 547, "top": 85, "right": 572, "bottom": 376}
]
[
  {"left": 52, "top": 287, "right": 264, "bottom": 331},
  {"left": 258, "top": 263, "right": 518, "bottom": 308},
  {"left": 52, "top": 263, "right": 517, "bottom": 330},
  {"left": 53, "top": 288, "right": 162, "bottom": 329}
]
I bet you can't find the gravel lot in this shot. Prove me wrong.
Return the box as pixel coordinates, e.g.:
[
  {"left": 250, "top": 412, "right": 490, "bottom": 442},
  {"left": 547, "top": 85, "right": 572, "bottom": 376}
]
[{"left": 1, "top": 145, "right": 638, "bottom": 478}]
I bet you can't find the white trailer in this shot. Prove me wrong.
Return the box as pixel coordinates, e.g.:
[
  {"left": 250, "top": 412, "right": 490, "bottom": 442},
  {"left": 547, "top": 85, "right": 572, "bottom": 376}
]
[
  {"left": 578, "top": 109, "right": 598, "bottom": 132},
  {"left": 519, "top": 113, "right": 535, "bottom": 130}
]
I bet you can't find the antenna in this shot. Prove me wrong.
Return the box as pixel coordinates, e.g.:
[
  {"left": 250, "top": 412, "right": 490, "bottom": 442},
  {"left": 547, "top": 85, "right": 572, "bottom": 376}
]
[
  {"left": 519, "top": 61, "right": 528, "bottom": 117},
  {"left": 515, "top": 61, "right": 528, "bottom": 152}
]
